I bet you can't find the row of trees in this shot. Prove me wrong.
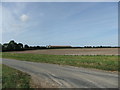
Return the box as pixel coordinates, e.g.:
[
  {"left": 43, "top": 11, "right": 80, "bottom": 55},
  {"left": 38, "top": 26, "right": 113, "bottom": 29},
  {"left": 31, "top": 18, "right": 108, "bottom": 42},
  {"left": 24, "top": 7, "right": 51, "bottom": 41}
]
[
  {"left": 1, "top": 40, "right": 48, "bottom": 52},
  {"left": 0, "top": 40, "right": 119, "bottom": 52},
  {"left": 1, "top": 40, "right": 30, "bottom": 51}
]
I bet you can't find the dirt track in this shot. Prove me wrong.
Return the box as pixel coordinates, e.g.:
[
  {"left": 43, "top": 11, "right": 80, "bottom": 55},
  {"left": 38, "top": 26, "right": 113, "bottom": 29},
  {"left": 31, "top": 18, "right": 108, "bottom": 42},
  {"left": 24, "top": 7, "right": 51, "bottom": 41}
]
[{"left": 10, "top": 48, "right": 118, "bottom": 55}]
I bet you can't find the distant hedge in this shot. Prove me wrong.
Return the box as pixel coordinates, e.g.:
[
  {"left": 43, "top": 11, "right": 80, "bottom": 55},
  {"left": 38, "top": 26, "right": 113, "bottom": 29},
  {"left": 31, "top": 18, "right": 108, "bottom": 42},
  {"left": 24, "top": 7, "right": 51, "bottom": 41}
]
[{"left": 0, "top": 40, "right": 119, "bottom": 52}]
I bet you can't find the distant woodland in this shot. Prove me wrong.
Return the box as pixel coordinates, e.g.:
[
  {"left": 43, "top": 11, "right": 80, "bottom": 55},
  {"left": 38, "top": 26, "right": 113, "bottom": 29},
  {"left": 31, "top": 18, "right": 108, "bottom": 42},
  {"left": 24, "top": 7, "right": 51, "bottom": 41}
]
[{"left": 0, "top": 40, "right": 118, "bottom": 52}]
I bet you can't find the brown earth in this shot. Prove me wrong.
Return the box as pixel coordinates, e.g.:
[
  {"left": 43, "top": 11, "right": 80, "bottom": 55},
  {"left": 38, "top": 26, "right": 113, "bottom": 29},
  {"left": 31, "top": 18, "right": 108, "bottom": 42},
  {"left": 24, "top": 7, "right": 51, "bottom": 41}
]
[{"left": 9, "top": 48, "right": 119, "bottom": 55}]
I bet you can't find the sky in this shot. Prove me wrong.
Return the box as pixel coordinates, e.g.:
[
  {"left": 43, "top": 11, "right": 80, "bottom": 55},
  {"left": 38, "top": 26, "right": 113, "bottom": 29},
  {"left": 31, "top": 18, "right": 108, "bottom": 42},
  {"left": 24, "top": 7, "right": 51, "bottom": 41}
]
[
  {"left": 1, "top": 2, "right": 118, "bottom": 46},
  {"left": 2, "top": 0, "right": 120, "bottom": 2}
]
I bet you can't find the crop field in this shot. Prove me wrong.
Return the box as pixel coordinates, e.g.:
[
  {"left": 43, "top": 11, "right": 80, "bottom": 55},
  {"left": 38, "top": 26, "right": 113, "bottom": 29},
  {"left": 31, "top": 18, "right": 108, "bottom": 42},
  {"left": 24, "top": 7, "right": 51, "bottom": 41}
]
[
  {"left": 2, "top": 48, "right": 119, "bottom": 71},
  {"left": 9, "top": 48, "right": 118, "bottom": 55}
]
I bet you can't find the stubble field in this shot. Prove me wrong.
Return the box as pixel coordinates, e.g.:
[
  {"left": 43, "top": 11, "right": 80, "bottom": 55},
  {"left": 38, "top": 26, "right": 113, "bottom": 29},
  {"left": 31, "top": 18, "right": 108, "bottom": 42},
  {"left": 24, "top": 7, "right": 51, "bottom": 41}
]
[{"left": 10, "top": 48, "right": 118, "bottom": 55}]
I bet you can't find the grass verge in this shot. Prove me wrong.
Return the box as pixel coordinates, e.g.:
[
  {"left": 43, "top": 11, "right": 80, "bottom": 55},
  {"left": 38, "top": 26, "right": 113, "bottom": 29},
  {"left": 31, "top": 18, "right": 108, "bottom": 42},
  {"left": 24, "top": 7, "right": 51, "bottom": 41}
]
[
  {"left": 2, "top": 53, "right": 119, "bottom": 71},
  {"left": 0, "top": 64, "right": 2, "bottom": 89},
  {"left": 2, "top": 64, "right": 31, "bottom": 88},
  {"left": 0, "top": 52, "right": 2, "bottom": 58}
]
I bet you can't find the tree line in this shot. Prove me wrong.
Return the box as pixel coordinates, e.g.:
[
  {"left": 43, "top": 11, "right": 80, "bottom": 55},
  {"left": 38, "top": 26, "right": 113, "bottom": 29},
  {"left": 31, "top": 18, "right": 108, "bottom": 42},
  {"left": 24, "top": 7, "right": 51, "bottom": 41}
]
[
  {"left": 0, "top": 40, "right": 118, "bottom": 52},
  {"left": 0, "top": 40, "right": 47, "bottom": 52}
]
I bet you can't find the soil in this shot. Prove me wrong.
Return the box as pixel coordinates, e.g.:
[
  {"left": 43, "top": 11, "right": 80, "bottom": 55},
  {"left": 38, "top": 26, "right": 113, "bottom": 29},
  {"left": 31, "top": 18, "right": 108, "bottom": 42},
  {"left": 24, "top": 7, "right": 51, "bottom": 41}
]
[{"left": 10, "top": 48, "right": 119, "bottom": 55}]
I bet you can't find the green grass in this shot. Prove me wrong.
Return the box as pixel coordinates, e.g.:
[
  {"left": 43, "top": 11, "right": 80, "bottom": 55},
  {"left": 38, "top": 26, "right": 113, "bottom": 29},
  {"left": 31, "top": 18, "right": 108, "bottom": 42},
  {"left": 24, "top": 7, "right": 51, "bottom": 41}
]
[
  {"left": 2, "top": 53, "right": 119, "bottom": 71},
  {"left": 0, "top": 64, "right": 2, "bottom": 89},
  {"left": 0, "top": 52, "right": 2, "bottom": 58},
  {"left": 0, "top": 53, "right": 2, "bottom": 89},
  {"left": 2, "top": 64, "right": 31, "bottom": 88}
]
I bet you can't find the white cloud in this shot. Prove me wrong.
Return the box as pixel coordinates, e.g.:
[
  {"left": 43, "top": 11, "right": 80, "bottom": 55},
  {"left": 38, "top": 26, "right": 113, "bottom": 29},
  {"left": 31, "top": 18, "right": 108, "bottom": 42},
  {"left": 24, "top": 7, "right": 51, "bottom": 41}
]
[
  {"left": 2, "top": 5, "right": 30, "bottom": 35},
  {"left": 20, "top": 14, "right": 29, "bottom": 22}
]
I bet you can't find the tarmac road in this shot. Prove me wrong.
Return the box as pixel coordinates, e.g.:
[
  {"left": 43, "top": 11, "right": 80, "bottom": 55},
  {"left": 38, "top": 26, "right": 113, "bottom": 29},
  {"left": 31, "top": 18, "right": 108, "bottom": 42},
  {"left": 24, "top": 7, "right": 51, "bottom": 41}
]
[{"left": 2, "top": 58, "right": 118, "bottom": 88}]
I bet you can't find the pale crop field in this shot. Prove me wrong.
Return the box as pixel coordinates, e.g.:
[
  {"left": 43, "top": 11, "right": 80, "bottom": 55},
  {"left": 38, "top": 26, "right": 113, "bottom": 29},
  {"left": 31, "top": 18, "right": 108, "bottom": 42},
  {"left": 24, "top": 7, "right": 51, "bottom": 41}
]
[{"left": 9, "top": 48, "right": 118, "bottom": 55}]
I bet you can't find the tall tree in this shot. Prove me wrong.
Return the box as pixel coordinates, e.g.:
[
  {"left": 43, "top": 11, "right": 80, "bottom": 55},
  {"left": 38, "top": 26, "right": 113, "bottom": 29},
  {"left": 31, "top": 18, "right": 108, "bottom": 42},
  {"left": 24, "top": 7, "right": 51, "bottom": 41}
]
[
  {"left": 2, "top": 43, "right": 9, "bottom": 51},
  {"left": 7, "top": 40, "right": 17, "bottom": 50},
  {"left": 17, "top": 43, "right": 23, "bottom": 50},
  {"left": 0, "top": 43, "right": 2, "bottom": 51}
]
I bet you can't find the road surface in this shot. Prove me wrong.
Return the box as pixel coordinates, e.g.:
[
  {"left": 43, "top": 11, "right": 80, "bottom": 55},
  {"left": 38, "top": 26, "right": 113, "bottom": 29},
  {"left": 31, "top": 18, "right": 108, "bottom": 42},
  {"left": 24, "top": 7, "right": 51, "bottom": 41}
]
[{"left": 2, "top": 58, "right": 118, "bottom": 88}]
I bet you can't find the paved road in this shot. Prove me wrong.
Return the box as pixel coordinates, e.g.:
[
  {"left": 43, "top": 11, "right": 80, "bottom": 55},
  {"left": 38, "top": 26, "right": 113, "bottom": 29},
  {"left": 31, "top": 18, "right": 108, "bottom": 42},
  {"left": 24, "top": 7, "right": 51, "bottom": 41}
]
[{"left": 2, "top": 58, "right": 118, "bottom": 88}]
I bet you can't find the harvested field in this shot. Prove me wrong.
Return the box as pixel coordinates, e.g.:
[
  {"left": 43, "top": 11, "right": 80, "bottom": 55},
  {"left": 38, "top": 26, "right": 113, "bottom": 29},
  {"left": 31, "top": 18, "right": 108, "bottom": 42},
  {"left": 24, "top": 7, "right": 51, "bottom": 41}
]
[{"left": 9, "top": 48, "right": 118, "bottom": 55}]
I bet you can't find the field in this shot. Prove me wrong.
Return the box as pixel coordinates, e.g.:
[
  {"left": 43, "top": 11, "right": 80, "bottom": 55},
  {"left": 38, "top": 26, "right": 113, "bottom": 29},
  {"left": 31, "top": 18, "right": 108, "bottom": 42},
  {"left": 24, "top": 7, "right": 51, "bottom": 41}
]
[
  {"left": 9, "top": 48, "right": 118, "bottom": 55},
  {"left": 1, "top": 48, "right": 119, "bottom": 88},
  {"left": 2, "top": 52, "right": 119, "bottom": 71},
  {"left": 2, "top": 64, "right": 31, "bottom": 88}
]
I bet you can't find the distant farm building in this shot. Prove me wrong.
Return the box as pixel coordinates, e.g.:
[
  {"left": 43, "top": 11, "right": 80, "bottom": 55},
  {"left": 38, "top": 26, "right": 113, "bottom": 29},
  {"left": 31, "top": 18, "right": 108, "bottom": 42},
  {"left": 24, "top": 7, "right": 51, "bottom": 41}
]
[{"left": 46, "top": 45, "right": 72, "bottom": 48}]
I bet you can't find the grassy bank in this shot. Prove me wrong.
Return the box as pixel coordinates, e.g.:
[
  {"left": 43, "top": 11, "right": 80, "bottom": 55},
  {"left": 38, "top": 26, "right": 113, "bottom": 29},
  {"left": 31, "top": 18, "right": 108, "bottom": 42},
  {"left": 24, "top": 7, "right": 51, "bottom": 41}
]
[
  {"left": 0, "top": 64, "right": 2, "bottom": 89},
  {"left": 2, "top": 53, "right": 119, "bottom": 71},
  {"left": 0, "top": 53, "right": 2, "bottom": 89},
  {"left": 2, "top": 64, "right": 31, "bottom": 88},
  {"left": 0, "top": 53, "right": 2, "bottom": 58}
]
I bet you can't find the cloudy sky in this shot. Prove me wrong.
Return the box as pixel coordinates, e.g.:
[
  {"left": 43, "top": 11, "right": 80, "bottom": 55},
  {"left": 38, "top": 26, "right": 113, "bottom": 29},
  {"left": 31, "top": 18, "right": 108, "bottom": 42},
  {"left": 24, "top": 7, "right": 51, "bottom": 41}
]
[{"left": 1, "top": 2, "right": 118, "bottom": 46}]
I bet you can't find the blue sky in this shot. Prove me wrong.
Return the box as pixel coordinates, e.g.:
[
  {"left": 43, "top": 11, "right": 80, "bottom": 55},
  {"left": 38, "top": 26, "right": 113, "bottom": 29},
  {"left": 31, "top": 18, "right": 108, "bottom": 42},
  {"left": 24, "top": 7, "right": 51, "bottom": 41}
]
[{"left": 1, "top": 2, "right": 118, "bottom": 46}]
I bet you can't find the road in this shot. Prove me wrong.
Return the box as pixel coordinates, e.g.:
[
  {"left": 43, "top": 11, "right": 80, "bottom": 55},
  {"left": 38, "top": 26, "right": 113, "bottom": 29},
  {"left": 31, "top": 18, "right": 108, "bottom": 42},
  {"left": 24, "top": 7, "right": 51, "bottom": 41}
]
[{"left": 2, "top": 58, "right": 118, "bottom": 88}]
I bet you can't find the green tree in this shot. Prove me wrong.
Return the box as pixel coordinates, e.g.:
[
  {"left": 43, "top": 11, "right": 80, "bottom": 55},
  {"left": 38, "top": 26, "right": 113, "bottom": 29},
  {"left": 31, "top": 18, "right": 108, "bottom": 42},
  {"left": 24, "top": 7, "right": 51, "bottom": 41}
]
[
  {"left": 24, "top": 44, "right": 29, "bottom": 49},
  {"left": 2, "top": 43, "right": 9, "bottom": 51},
  {"left": 7, "top": 40, "right": 17, "bottom": 50},
  {"left": 17, "top": 43, "right": 23, "bottom": 50},
  {"left": 0, "top": 43, "right": 2, "bottom": 51}
]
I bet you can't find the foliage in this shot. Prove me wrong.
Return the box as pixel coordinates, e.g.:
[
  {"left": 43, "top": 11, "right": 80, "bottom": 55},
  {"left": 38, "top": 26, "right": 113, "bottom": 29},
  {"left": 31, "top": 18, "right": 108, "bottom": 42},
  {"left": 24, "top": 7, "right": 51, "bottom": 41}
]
[
  {"left": 24, "top": 44, "right": 29, "bottom": 49},
  {"left": 2, "top": 40, "right": 47, "bottom": 51},
  {"left": 2, "top": 40, "right": 23, "bottom": 51},
  {"left": 0, "top": 43, "right": 2, "bottom": 51}
]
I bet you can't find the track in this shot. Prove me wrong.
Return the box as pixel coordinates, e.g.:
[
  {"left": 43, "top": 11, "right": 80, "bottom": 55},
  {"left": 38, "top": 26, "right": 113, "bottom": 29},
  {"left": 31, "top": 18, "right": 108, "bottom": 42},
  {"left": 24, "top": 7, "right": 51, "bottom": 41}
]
[{"left": 2, "top": 58, "right": 118, "bottom": 88}]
